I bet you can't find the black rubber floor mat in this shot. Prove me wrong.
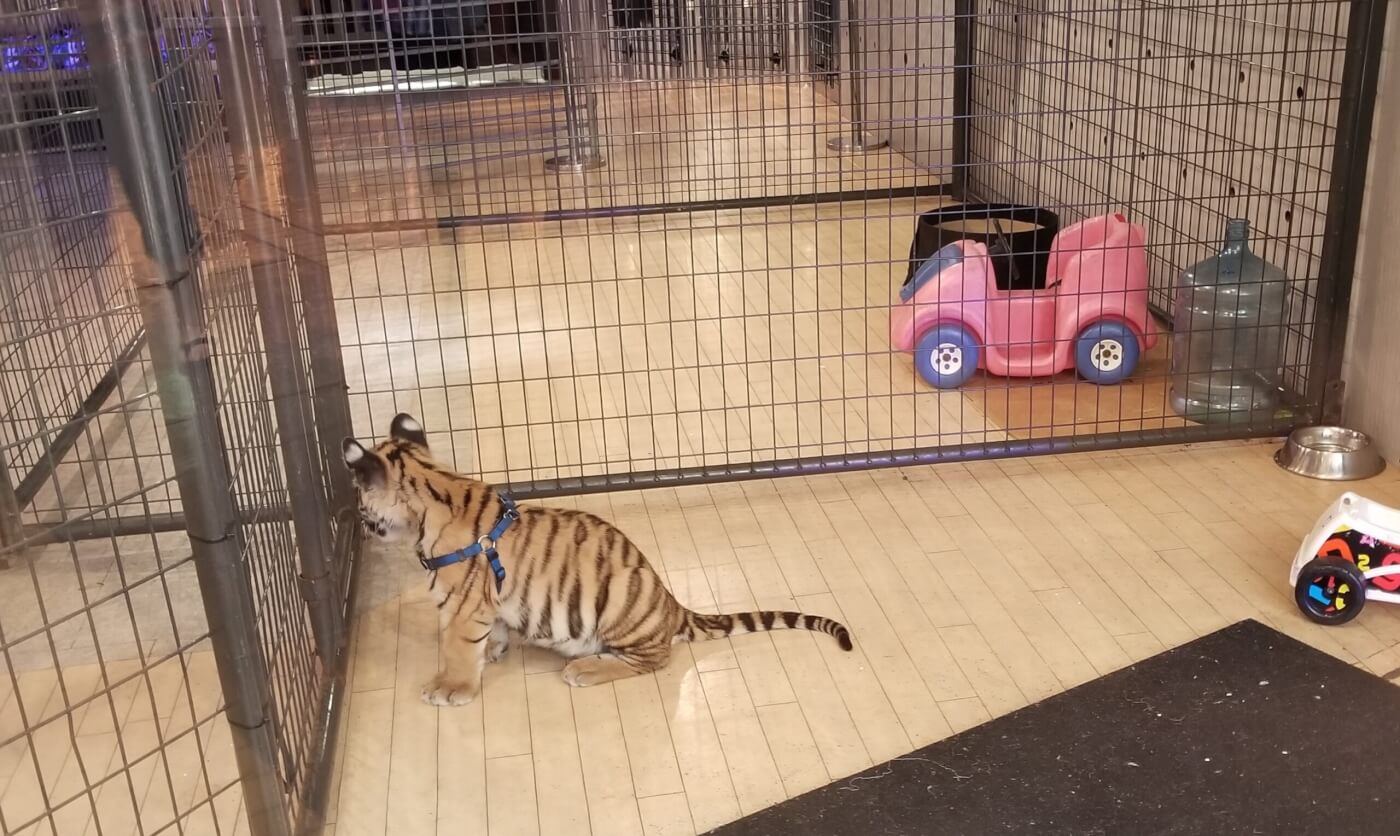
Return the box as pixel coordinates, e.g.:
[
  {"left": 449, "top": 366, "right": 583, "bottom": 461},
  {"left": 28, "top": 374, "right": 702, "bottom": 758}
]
[{"left": 706, "top": 619, "right": 1400, "bottom": 835}]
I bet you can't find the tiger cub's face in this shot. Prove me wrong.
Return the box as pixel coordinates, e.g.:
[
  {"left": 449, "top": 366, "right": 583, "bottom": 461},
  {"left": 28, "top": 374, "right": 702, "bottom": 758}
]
[{"left": 341, "top": 413, "right": 431, "bottom": 544}]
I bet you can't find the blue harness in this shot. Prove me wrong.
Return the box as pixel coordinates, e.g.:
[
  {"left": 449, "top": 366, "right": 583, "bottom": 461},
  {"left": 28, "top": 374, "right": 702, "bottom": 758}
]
[{"left": 419, "top": 495, "right": 519, "bottom": 592}]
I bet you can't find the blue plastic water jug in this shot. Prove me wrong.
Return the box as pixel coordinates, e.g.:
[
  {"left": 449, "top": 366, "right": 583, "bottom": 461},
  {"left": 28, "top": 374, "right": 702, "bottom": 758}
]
[{"left": 1169, "top": 219, "right": 1288, "bottom": 423}]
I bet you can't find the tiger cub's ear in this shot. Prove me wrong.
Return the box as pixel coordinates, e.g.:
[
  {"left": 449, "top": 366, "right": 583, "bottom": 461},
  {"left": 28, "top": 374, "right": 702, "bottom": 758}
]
[
  {"left": 342, "top": 438, "right": 385, "bottom": 487},
  {"left": 389, "top": 413, "right": 428, "bottom": 448}
]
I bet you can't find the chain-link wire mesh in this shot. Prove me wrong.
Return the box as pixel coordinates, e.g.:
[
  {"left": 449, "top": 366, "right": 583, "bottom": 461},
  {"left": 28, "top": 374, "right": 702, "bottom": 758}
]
[
  {"left": 0, "top": 0, "right": 355, "bottom": 832},
  {"left": 296, "top": 0, "right": 1377, "bottom": 496}
]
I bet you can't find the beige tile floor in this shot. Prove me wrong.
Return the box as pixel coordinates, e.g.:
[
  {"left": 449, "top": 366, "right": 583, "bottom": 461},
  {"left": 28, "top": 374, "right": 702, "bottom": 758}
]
[
  {"left": 0, "top": 638, "right": 244, "bottom": 835},
  {"left": 323, "top": 438, "right": 1400, "bottom": 836}
]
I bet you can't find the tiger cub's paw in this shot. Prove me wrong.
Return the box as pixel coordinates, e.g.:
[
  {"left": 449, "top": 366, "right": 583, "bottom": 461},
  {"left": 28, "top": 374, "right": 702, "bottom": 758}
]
[
  {"left": 420, "top": 675, "right": 478, "bottom": 707},
  {"left": 561, "top": 657, "right": 618, "bottom": 687},
  {"left": 486, "top": 636, "right": 510, "bottom": 664}
]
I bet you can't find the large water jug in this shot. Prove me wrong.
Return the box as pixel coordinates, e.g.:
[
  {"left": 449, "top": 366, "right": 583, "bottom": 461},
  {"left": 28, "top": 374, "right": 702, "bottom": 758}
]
[{"left": 1169, "top": 219, "right": 1287, "bottom": 423}]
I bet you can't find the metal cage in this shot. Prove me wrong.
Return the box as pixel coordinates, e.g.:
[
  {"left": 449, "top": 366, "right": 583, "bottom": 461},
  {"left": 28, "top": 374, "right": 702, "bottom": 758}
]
[
  {"left": 1, "top": 0, "right": 356, "bottom": 833},
  {"left": 0, "top": 0, "right": 1388, "bottom": 833},
  {"left": 302, "top": 0, "right": 1384, "bottom": 499}
]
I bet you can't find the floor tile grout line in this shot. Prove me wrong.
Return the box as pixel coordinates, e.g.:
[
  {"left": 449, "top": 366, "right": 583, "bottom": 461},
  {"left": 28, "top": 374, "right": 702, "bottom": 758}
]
[
  {"left": 1032, "top": 501, "right": 1190, "bottom": 650},
  {"left": 840, "top": 487, "right": 1030, "bottom": 700},
  {"left": 1026, "top": 586, "right": 1138, "bottom": 679},
  {"left": 748, "top": 631, "right": 853, "bottom": 789},
  {"left": 949, "top": 520, "right": 1109, "bottom": 691},
  {"left": 697, "top": 664, "right": 789, "bottom": 815},
  {"left": 798, "top": 545, "right": 930, "bottom": 759},
  {"left": 598, "top": 677, "right": 643, "bottom": 835},
  {"left": 992, "top": 481, "right": 1156, "bottom": 628},
  {"left": 677, "top": 642, "right": 745, "bottom": 828},
  {"left": 845, "top": 487, "right": 1011, "bottom": 714},
  {"left": 1087, "top": 502, "right": 1232, "bottom": 640},
  {"left": 770, "top": 486, "right": 940, "bottom": 762}
]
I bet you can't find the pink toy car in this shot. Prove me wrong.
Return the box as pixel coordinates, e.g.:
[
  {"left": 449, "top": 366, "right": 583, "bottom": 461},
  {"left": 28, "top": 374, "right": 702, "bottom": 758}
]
[{"left": 890, "top": 213, "right": 1159, "bottom": 389}]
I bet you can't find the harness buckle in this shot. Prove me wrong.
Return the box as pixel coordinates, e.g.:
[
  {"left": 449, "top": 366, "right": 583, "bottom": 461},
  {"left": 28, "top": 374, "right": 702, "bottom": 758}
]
[{"left": 477, "top": 533, "right": 496, "bottom": 552}]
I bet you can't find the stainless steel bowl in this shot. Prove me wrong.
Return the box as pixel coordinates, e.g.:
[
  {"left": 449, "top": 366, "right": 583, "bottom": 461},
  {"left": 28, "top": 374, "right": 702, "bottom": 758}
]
[{"left": 1275, "top": 425, "right": 1386, "bottom": 481}]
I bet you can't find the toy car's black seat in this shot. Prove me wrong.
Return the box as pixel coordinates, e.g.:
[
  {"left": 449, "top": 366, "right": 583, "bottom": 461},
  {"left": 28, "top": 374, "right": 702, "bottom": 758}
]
[{"left": 903, "top": 204, "right": 1060, "bottom": 292}]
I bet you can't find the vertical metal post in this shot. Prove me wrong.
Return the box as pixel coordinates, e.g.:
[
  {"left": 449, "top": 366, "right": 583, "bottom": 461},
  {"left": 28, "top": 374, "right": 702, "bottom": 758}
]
[
  {"left": 677, "top": 0, "right": 699, "bottom": 78},
  {"left": 82, "top": 2, "right": 292, "bottom": 834},
  {"left": 1309, "top": 0, "right": 1388, "bottom": 424},
  {"left": 0, "top": 454, "right": 22, "bottom": 569},
  {"left": 827, "top": 0, "right": 887, "bottom": 153},
  {"left": 951, "top": 0, "right": 976, "bottom": 199},
  {"left": 546, "top": 0, "right": 607, "bottom": 172},
  {"left": 255, "top": 0, "right": 358, "bottom": 520},
  {"left": 213, "top": 0, "right": 343, "bottom": 663},
  {"left": 377, "top": 0, "right": 407, "bottom": 130},
  {"left": 786, "top": 0, "right": 805, "bottom": 81}
]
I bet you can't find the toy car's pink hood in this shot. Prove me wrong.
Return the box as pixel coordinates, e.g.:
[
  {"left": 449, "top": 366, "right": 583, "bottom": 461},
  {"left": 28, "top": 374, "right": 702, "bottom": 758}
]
[{"left": 890, "top": 241, "right": 992, "bottom": 353}]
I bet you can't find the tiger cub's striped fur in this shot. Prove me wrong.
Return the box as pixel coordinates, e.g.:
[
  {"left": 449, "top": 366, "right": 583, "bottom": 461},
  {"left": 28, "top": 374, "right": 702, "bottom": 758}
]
[{"left": 344, "top": 414, "right": 854, "bottom": 706}]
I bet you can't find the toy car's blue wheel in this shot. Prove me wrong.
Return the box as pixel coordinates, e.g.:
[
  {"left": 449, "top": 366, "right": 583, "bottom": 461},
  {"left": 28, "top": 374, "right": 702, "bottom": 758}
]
[
  {"left": 1074, "top": 320, "right": 1141, "bottom": 384},
  {"left": 1294, "top": 557, "right": 1367, "bottom": 626},
  {"left": 914, "top": 324, "right": 979, "bottom": 389}
]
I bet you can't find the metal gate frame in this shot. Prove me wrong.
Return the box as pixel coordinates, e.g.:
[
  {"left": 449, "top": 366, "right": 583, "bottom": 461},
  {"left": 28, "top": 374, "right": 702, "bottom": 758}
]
[
  {"left": 56, "top": 0, "right": 361, "bottom": 833},
  {"left": 298, "top": 0, "right": 1387, "bottom": 503},
  {"left": 1301, "top": 0, "right": 1388, "bottom": 426},
  {"left": 952, "top": 0, "right": 1386, "bottom": 448}
]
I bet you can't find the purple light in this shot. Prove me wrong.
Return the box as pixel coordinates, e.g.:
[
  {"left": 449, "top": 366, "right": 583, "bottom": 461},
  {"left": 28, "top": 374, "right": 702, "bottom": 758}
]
[
  {"left": 1, "top": 23, "right": 215, "bottom": 75},
  {"left": 51, "top": 30, "right": 84, "bottom": 71},
  {"left": 157, "top": 27, "right": 216, "bottom": 64},
  {"left": 1, "top": 27, "right": 86, "bottom": 74}
]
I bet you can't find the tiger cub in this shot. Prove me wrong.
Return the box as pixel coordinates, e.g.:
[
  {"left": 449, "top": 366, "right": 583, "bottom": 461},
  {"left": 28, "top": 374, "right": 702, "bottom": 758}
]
[{"left": 344, "top": 413, "right": 853, "bottom": 706}]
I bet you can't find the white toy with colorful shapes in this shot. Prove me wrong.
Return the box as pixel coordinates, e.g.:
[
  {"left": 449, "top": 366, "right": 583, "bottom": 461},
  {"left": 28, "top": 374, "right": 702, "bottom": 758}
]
[{"left": 1290, "top": 492, "right": 1400, "bottom": 625}]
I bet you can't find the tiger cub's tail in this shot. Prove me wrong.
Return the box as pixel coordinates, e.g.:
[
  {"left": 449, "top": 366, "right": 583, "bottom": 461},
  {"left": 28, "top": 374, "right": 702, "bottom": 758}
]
[{"left": 678, "top": 609, "right": 853, "bottom": 651}]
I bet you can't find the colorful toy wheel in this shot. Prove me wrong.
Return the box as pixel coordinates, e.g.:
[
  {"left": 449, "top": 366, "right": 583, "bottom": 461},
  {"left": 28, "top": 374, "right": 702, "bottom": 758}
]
[
  {"left": 1294, "top": 557, "right": 1367, "bottom": 626},
  {"left": 1074, "top": 320, "right": 1141, "bottom": 384},
  {"left": 914, "top": 324, "right": 979, "bottom": 389}
]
